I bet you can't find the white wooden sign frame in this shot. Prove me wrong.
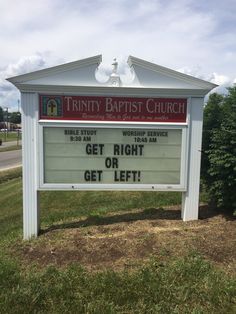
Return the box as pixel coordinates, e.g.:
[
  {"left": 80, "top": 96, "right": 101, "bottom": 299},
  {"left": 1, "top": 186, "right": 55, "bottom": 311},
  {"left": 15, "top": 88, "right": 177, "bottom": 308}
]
[
  {"left": 38, "top": 121, "right": 189, "bottom": 191},
  {"left": 7, "top": 55, "right": 217, "bottom": 239}
]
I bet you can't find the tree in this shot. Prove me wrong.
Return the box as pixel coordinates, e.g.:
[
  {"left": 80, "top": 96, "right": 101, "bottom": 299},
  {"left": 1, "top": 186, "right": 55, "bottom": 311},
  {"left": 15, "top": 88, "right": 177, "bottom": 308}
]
[
  {"left": 201, "top": 88, "right": 236, "bottom": 212},
  {"left": 9, "top": 111, "right": 21, "bottom": 124},
  {"left": 201, "top": 93, "right": 224, "bottom": 183},
  {"left": 0, "top": 106, "right": 3, "bottom": 122}
]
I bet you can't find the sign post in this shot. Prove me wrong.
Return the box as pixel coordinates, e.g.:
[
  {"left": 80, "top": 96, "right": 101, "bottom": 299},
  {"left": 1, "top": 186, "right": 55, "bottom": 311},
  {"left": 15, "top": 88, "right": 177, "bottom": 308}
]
[{"left": 7, "top": 55, "right": 217, "bottom": 239}]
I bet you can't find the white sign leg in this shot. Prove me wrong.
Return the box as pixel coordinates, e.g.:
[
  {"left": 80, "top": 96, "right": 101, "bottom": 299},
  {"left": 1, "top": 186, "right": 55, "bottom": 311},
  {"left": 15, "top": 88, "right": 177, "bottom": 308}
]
[
  {"left": 21, "top": 92, "right": 40, "bottom": 239},
  {"left": 182, "top": 97, "right": 204, "bottom": 221}
]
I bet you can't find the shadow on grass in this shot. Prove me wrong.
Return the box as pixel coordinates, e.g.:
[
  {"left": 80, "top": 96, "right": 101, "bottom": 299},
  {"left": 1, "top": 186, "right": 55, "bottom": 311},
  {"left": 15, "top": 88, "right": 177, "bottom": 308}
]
[
  {"left": 40, "top": 207, "right": 181, "bottom": 235},
  {"left": 198, "top": 204, "right": 236, "bottom": 221},
  {"left": 40, "top": 205, "right": 235, "bottom": 236}
]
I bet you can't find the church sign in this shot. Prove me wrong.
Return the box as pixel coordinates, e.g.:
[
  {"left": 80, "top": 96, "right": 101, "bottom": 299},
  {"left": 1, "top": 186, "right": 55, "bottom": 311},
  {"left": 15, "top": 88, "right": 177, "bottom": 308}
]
[
  {"left": 42, "top": 126, "right": 184, "bottom": 188},
  {"left": 40, "top": 95, "right": 187, "bottom": 122},
  {"left": 7, "top": 55, "right": 217, "bottom": 239},
  {"left": 39, "top": 94, "right": 188, "bottom": 190}
]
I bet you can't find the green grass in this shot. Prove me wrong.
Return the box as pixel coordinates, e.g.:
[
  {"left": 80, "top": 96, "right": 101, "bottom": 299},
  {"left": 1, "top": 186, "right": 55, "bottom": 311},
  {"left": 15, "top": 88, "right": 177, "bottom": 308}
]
[
  {"left": 0, "top": 131, "right": 21, "bottom": 142},
  {"left": 0, "top": 253, "right": 235, "bottom": 314},
  {"left": 0, "top": 170, "right": 235, "bottom": 313},
  {"left": 0, "top": 167, "right": 22, "bottom": 184},
  {"left": 0, "top": 169, "right": 181, "bottom": 236},
  {"left": 0, "top": 145, "right": 22, "bottom": 152},
  {"left": 40, "top": 189, "right": 181, "bottom": 226}
]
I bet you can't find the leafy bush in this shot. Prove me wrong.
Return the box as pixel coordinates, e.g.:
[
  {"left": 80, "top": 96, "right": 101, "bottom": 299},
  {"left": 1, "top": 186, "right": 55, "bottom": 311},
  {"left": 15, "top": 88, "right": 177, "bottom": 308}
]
[{"left": 201, "top": 87, "right": 236, "bottom": 212}]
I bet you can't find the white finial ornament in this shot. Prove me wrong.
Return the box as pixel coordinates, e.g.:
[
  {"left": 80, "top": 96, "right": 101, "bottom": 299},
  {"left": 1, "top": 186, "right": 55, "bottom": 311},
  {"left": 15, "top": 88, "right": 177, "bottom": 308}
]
[
  {"left": 111, "top": 58, "right": 118, "bottom": 75},
  {"left": 109, "top": 57, "right": 121, "bottom": 86}
]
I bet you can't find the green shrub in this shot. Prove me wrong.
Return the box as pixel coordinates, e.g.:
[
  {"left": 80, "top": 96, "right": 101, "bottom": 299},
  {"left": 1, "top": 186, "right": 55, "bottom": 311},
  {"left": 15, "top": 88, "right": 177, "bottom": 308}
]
[{"left": 201, "top": 87, "right": 236, "bottom": 211}]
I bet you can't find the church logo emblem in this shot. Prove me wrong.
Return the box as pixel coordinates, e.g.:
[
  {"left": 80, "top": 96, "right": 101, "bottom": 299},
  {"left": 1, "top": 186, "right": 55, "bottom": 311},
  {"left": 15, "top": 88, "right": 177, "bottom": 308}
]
[{"left": 41, "top": 96, "right": 63, "bottom": 117}]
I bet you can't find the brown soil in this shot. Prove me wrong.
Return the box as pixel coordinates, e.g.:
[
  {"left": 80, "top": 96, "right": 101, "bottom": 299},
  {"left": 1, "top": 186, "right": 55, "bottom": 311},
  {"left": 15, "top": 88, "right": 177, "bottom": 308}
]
[{"left": 14, "top": 205, "right": 236, "bottom": 274}]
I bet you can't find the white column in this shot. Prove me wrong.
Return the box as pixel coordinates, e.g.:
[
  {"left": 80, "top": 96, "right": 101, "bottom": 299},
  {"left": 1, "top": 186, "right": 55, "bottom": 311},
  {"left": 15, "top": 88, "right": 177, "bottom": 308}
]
[
  {"left": 182, "top": 97, "right": 204, "bottom": 221},
  {"left": 21, "top": 92, "right": 40, "bottom": 239}
]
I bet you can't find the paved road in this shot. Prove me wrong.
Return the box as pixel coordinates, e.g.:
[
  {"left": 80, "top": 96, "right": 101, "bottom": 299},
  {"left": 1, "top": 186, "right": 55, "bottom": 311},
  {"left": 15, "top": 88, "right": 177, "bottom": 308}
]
[{"left": 0, "top": 150, "right": 22, "bottom": 170}]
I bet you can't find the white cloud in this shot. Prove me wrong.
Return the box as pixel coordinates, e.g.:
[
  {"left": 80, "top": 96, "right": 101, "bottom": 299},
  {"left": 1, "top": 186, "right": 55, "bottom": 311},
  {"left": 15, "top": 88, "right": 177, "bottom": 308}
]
[
  {"left": 0, "top": 0, "right": 235, "bottom": 109},
  {"left": 4, "top": 54, "right": 46, "bottom": 78},
  {"left": 0, "top": 53, "right": 52, "bottom": 110},
  {"left": 178, "top": 66, "right": 235, "bottom": 86},
  {"left": 0, "top": 0, "right": 225, "bottom": 66},
  {"left": 209, "top": 73, "right": 231, "bottom": 86}
]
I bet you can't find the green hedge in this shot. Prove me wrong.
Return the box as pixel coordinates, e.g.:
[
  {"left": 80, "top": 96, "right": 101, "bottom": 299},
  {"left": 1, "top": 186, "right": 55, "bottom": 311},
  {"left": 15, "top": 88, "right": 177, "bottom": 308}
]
[{"left": 201, "top": 87, "right": 236, "bottom": 212}]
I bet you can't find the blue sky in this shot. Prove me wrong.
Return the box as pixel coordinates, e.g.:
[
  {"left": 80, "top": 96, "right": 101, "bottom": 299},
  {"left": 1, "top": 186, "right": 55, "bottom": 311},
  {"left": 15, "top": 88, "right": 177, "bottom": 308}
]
[{"left": 0, "top": 0, "right": 236, "bottom": 111}]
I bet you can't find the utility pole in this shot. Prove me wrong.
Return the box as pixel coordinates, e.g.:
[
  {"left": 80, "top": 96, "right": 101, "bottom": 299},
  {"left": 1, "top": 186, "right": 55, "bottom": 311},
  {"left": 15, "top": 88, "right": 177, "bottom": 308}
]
[
  {"left": 3, "top": 107, "right": 8, "bottom": 142},
  {"left": 17, "top": 100, "right": 21, "bottom": 146}
]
